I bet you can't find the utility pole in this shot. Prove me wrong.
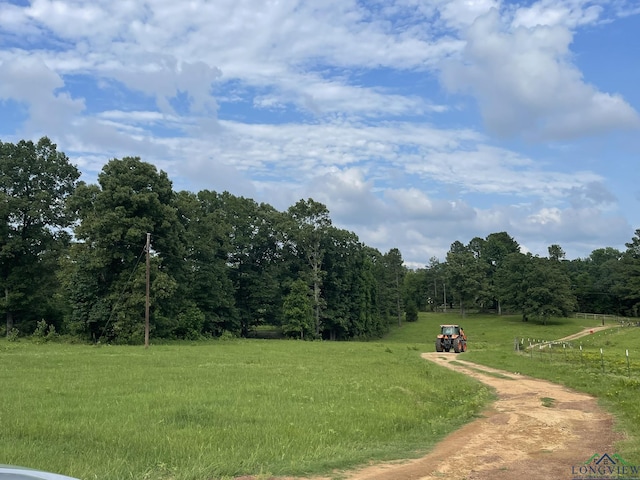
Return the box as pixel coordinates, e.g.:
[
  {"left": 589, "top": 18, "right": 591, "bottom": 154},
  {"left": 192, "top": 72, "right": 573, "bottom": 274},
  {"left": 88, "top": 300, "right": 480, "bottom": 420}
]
[
  {"left": 443, "top": 282, "right": 446, "bottom": 313},
  {"left": 145, "top": 233, "right": 150, "bottom": 349}
]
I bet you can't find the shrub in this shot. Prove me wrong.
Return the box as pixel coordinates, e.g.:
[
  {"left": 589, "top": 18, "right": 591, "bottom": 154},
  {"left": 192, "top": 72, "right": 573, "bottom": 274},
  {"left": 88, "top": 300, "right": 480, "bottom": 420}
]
[{"left": 7, "top": 328, "right": 20, "bottom": 342}]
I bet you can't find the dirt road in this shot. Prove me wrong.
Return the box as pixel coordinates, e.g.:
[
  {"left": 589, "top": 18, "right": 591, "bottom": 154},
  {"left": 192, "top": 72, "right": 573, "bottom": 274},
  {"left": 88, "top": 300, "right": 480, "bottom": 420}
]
[
  {"left": 241, "top": 327, "right": 622, "bottom": 480},
  {"left": 337, "top": 326, "right": 621, "bottom": 480},
  {"left": 339, "top": 355, "right": 618, "bottom": 479}
]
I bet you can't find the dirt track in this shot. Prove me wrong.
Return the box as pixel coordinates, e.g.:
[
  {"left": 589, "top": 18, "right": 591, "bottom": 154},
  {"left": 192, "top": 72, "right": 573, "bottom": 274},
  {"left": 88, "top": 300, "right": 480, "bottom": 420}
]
[{"left": 241, "top": 327, "right": 622, "bottom": 480}]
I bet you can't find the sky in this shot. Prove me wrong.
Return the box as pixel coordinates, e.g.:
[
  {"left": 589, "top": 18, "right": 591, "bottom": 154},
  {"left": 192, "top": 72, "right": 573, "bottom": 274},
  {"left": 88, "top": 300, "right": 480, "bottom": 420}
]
[{"left": 1, "top": 0, "right": 639, "bottom": 268}]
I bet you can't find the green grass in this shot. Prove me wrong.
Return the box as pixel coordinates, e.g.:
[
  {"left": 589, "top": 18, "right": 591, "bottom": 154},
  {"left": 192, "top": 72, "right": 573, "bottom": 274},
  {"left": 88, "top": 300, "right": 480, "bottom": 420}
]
[
  {"left": 404, "top": 312, "right": 640, "bottom": 464},
  {"left": 0, "top": 338, "right": 492, "bottom": 479},
  {"left": 540, "top": 397, "right": 555, "bottom": 408},
  {"left": 3, "top": 312, "right": 639, "bottom": 478}
]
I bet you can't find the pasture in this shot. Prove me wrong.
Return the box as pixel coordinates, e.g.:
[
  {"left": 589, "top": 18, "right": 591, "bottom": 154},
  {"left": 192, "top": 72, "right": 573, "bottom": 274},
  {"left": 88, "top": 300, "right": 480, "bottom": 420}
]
[
  {"left": 2, "top": 312, "right": 639, "bottom": 479},
  {"left": 1, "top": 331, "right": 490, "bottom": 479}
]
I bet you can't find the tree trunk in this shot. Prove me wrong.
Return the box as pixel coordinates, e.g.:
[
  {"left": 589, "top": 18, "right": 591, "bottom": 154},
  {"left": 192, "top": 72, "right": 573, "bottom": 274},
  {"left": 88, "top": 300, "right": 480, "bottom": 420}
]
[
  {"left": 313, "top": 275, "right": 321, "bottom": 337},
  {"left": 308, "top": 244, "right": 323, "bottom": 338},
  {"left": 396, "top": 271, "right": 402, "bottom": 327},
  {"left": 5, "top": 288, "right": 13, "bottom": 336}
]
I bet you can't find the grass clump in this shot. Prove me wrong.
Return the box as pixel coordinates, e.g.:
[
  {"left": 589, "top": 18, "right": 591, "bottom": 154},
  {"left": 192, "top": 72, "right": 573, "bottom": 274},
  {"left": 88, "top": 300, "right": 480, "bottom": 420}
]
[{"left": 540, "top": 397, "right": 555, "bottom": 408}]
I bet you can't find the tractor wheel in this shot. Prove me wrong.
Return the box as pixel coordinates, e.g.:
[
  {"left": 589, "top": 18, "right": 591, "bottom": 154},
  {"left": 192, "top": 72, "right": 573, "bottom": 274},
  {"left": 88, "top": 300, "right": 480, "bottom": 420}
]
[
  {"left": 435, "top": 340, "right": 443, "bottom": 352},
  {"left": 453, "top": 338, "right": 461, "bottom": 353}
]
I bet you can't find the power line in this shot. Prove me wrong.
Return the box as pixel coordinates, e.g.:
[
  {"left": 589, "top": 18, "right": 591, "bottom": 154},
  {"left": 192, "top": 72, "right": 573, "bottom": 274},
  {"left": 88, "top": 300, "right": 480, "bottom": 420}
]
[{"left": 96, "top": 240, "right": 147, "bottom": 343}]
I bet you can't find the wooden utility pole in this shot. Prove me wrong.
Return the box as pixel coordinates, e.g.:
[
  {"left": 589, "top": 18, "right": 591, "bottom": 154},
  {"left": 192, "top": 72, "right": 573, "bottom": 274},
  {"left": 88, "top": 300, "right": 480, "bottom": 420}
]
[
  {"left": 145, "top": 233, "right": 150, "bottom": 349},
  {"left": 443, "top": 282, "right": 446, "bottom": 313}
]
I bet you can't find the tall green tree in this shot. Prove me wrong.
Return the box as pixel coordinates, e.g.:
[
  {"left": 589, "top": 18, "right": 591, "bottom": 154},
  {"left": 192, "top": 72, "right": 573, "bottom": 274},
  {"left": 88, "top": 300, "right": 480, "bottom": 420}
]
[
  {"left": 218, "top": 192, "right": 283, "bottom": 337},
  {"left": 173, "top": 190, "right": 237, "bottom": 337},
  {"left": 403, "top": 268, "right": 427, "bottom": 312},
  {"left": 381, "top": 248, "right": 406, "bottom": 326},
  {"left": 0, "top": 137, "right": 80, "bottom": 335},
  {"left": 322, "top": 227, "right": 383, "bottom": 339},
  {"left": 548, "top": 244, "right": 566, "bottom": 261},
  {"left": 445, "top": 241, "right": 484, "bottom": 315},
  {"left": 616, "top": 229, "right": 640, "bottom": 316},
  {"left": 567, "top": 248, "right": 622, "bottom": 314},
  {"left": 496, "top": 253, "right": 576, "bottom": 323},
  {"left": 65, "top": 157, "right": 181, "bottom": 342},
  {"left": 424, "top": 257, "right": 447, "bottom": 310},
  {"left": 285, "top": 199, "right": 332, "bottom": 338},
  {"left": 282, "top": 278, "right": 314, "bottom": 339},
  {"left": 484, "top": 232, "right": 520, "bottom": 314},
  {"left": 524, "top": 256, "right": 576, "bottom": 324}
]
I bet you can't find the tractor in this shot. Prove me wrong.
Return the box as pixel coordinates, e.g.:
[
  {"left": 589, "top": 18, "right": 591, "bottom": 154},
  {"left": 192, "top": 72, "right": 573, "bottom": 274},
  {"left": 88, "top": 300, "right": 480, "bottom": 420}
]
[{"left": 435, "top": 324, "right": 467, "bottom": 353}]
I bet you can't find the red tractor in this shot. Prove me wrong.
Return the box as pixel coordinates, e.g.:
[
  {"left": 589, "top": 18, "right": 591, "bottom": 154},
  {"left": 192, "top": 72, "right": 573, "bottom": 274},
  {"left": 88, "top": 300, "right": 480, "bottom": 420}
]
[{"left": 435, "top": 324, "right": 467, "bottom": 353}]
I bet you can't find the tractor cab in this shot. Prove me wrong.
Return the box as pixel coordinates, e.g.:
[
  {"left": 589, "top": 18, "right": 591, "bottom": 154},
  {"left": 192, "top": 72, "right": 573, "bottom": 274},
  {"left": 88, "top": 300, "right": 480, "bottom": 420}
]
[
  {"left": 435, "top": 324, "right": 467, "bottom": 353},
  {"left": 441, "top": 325, "right": 461, "bottom": 336}
]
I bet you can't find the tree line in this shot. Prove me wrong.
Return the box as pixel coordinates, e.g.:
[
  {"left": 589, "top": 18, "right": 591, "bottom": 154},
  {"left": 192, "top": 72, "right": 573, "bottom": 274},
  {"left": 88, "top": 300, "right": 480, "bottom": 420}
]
[
  {"left": 404, "top": 231, "right": 640, "bottom": 324},
  {"left": 2, "top": 137, "right": 639, "bottom": 343},
  {"left": 1, "top": 137, "right": 406, "bottom": 342}
]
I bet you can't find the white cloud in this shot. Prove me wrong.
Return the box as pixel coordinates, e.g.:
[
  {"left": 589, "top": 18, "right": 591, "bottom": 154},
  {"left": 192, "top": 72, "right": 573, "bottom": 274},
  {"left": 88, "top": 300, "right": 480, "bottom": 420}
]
[
  {"left": 404, "top": 144, "right": 604, "bottom": 199},
  {"left": 0, "top": 56, "right": 85, "bottom": 136},
  {"left": 516, "top": 204, "right": 631, "bottom": 255},
  {"left": 511, "top": 0, "right": 604, "bottom": 28},
  {"left": 0, "top": 0, "right": 638, "bottom": 266},
  {"left": 106, "top": 58, "right": 221, "bottom": 116},
  {"left": 435, "top": 0, "right": 501, "bottom": 29},
  {"left": 440, "top": 7, "right": 640, "bottom": 140},
  {"left": 384, "top": 188, "right": 476, "bottom": 221}
]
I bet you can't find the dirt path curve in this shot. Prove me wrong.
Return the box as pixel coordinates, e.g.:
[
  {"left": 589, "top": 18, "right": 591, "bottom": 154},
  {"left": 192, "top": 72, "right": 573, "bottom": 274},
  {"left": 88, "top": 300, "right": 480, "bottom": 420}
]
[
  {"left": 332, "top": 326, "right": 621, "bottom": 480},
  {"left": 559, "top": 324, "right": 612, "bottom": 342},
  {"left": 240, "top": 327, "right": 621, "bottom": 480}
]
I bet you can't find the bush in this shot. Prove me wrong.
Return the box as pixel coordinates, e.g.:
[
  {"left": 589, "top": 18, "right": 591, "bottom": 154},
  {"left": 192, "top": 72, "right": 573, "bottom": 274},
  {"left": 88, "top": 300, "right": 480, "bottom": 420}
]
[
  {"left": 174, "top": 307, "right": 206, "bottom": 340},
  {"left": 32, "top": 320, "right": 58, "bottom": 343},
  {"left": 405, "top": 301, "right": 419, "bottom": 322},
  {"left": 7, "top": 328, "right": 20, "bottom": 342}
]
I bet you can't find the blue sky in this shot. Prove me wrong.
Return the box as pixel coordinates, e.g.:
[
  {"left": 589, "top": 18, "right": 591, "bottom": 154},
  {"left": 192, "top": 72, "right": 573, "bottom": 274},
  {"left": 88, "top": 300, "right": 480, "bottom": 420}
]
[{"left": 1, "top": 0, "right": 639, "bottom": 267}]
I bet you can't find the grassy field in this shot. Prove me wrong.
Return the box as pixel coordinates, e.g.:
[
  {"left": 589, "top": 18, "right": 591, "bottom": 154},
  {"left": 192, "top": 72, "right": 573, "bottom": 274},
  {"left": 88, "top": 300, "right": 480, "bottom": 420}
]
[
  {"left": 2, "top": 312, "right": 638, "bottom": 479},
  {"left": 0, "top": 334, "right": 492, "bottom": 479}
]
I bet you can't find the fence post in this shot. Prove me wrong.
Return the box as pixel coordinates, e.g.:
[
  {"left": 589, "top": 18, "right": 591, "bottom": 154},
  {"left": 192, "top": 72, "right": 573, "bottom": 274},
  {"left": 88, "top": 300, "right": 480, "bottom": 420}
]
[
  {"left": 600, "top": 348, "right": 604, "bottom": 373},
  {"left": 580, "top": 344, "right": 583, "bottom": 365},
  {"left": 627, "top": 349, "right": 630, "bottom": 378}
]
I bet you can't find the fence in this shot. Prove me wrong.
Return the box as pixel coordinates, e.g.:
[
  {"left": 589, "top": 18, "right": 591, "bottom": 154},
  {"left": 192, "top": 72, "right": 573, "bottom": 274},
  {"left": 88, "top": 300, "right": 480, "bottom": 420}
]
[
  {"left": 573, "top": 312, "right": 631, "bottom": 325},
  {"left": 514, "top": 334, "right": 638, "bottom": 378}
]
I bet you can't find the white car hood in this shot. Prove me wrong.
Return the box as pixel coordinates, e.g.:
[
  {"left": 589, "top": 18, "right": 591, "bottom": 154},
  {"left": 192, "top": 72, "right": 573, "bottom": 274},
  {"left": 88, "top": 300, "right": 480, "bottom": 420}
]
[{"left": 0, "top": 465, "right": 80, "bottom": 480}]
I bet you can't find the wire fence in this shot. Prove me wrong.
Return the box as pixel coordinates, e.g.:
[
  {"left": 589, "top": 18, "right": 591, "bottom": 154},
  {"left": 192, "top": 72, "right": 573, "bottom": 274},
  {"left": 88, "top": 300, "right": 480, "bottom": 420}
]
[
  {"left": 514, "top": 333, "right": 639, "bottom": 378},
  {"left": 573, "top": 312, "right": 638, "bottom": 326}
]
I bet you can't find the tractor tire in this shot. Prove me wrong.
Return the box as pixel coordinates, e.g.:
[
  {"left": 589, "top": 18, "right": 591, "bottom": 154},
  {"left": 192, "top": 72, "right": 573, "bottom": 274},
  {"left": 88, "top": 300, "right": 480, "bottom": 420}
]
[
  {"left": 435, "top": 340, "right": 444, "bottom": 352},
  {"left": 453, "top": 338, "right": 461, "bottom": 353}
]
